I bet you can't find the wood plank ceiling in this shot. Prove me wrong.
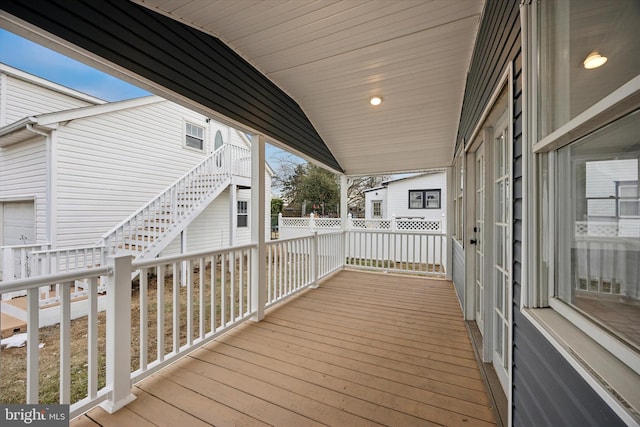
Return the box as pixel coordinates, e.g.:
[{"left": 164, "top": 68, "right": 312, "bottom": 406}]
[{"left": 135, "top": 0, "right": 484, "bottom": 175}]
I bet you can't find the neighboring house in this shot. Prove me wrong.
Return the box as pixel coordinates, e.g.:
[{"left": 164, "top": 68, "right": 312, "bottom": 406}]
[
  {"left": 0, "top": 64, "right": 272, "bottom": 280},
  {"left": 363, "top": 172, "right": 446, "bottom": 231}
]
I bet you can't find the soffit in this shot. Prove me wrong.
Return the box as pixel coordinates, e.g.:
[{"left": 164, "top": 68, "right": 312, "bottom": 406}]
[{"left": 136, "top": 0, "right": 484, "bottom": 175}]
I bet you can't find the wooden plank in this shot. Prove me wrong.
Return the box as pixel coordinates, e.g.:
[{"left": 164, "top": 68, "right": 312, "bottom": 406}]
[
  {"left": 128, "top": 383, "right": 256, "bottom": 427},
  {"left": 70, "top": 415, "right": 100, "bottom": 427},
  {"left": 162, "top": 359, "right": 370, "bottom": 427},
  {"left": 253, "top": 318, "right": 478, "bottom": 370},
  {"left": 192, "top": 344, "right": 495, "bottom": 425},
  {"left": 71, "top": 270, "right": 495, "bottom": 426},
  {"left": 81, "top": 406, "right": 156, "bottom": 427},
  {"left": 220, "top": 327, "right": 489, "bottom": 402}
]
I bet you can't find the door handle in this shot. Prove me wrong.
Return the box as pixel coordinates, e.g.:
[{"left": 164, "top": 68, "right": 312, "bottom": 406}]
[{"left": 469, "top": 239, "right": 477, "bottom": 245}]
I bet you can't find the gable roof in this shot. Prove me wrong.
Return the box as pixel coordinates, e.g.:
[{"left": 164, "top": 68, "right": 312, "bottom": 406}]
[
  {"left": 0, "top": 62, "right": 106, "bottom": 105},
  {"left": 0, "top": 95, "right": 163, "bottom": 147}
]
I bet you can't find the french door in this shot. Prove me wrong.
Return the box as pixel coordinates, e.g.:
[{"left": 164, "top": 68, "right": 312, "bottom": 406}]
[{"left": 474, "top": 143, "right": 486, "bottom": 333}]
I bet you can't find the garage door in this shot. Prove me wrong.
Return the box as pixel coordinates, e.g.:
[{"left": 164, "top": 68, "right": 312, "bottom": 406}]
[{"left": 2, "top": 201, "right": 35, "bottom": 245}]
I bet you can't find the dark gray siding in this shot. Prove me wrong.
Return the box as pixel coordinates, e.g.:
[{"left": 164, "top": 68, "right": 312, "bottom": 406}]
[
  {"left": 452, "top": 239, "right": 465, "bottom": 307},
  {"left": 0, "top": 0, "right": 342, "bottom": 172},
  {"left": 458, "top": 1, "right": 625, "bottom": 425}
]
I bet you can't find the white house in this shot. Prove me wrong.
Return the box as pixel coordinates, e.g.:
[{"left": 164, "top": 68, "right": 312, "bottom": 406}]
[
  {"left": 0, "top": 64, "right": 272, "bottom": 280},
  {"left": 363, "top": 172, "right": 447, "bottom": 232}
]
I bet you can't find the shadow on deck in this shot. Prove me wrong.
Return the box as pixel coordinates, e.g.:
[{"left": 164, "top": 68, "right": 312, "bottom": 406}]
[{"left": 72, "top": 270, "right": 496, "bottom": 427}]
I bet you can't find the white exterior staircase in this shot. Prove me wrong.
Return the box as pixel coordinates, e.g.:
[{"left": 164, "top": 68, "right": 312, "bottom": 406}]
[
  {"left": 102, "top": 143, "right": 250, "bottom": 261},
  {"left": 1, "top": 143, "right": 251, "bottom": 291}
]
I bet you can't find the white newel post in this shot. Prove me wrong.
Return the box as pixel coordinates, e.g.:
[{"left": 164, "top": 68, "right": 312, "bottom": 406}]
[
  {"left": 278, "top": 213, "right": 283, "bottom": 235},
  {"left": 251, "top": 135, "right": 267, "bottom": 321},
  {"left": 310, "top": 232, "right": 319, "bottom": 288},
  {"left": 101, "top": 255, "right": 136, "bottom": 413},
  {"left": 309, "top": 212, "right": 316, "bottom": 231}
]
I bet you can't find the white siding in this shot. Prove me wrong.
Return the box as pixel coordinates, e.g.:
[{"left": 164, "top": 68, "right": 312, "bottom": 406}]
[
  {"left": 0, "top": 136, "right": 47, "bottom": 243},
  {"left": 1, "top": 74, "right": 95, "bottom": 126},
  {"left": 385, "top": 173, "right": 447, "bottom": 231},
  {"left": 586, "top": 159, "right": 637, "bottom": 217},
  {"left": 54, "top": 101, "right": 212, "bottom": 247},
  {"left": 364, "top": 188, "right": 387, "bottom": 219}
]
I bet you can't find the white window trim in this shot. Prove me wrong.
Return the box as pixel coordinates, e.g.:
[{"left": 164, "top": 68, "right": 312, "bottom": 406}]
[
  {"left": 183, "top": 120, "right": 206, "bottom": 152},
  {"left": 522, "top": 1, "right": 640, "bottom": 421},
  {"left": 533, "top": 75, "right": 640, "bottom": 154},
  {"left": 237, "top": 199, "right": 249, "bottom": 228}
]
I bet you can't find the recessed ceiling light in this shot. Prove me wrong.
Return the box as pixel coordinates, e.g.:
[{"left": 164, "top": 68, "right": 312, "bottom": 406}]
[
  {"left": 583, "top": 52, "right": 607, "bottom": 69},
  {"left": 370, "top": 96, "right": 383, "bottom": 106}
]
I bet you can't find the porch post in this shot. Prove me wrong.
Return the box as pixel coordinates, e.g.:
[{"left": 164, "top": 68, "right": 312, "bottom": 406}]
[
  {"left": 251, "top": 134, "right": 266, "bottom": 321},
  {"left": 101, "top": 254, "right": 136, "bottom": 413},
  {"left": 445, "top": 167, "right": 454, "bottom": 280},
  {"left": 340, "top": 175, "right": 348, "bottom": 269}
]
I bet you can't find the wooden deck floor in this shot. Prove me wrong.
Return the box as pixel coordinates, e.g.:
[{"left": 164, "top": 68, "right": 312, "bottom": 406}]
[{"left": 72, "top": 270, "right": 496, "bottom": 427}]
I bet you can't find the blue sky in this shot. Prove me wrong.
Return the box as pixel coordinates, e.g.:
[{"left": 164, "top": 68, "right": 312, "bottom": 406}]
[{"left": 0, "top": 28, "right": 295, "bottom": 174}]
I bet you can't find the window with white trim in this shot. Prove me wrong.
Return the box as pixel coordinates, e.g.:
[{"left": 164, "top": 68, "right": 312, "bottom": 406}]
[
  {"left": 185, "top": 122, "right": 205, "bottom": 151},
  {"left": 372, "top": 200, "right": 382, "bottom": 218},
  {"left": 408, "top": 189, "right": 440, "bottom": 209},
  {"left": 237, "top": 200, "right": 248, "bottom": 228},
  {"left": 535, "top": 0, "right": 640, "bottom": 362}
]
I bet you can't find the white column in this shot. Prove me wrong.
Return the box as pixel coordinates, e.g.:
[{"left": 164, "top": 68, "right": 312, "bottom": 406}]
[
  {"left": 251, "top": 135, "right": 266, "bottom": 321},
  {"left": 340, "top": 175, "right": 348, "bottom": 270},
  {"left": 340, "top": 175, "right": 348, "bottom": 231},
  {"left": 229, "top": 183, "right": 237, "bottom": 246},
  {"left": 445, "top": 166, "right": 454, "bottom": 280},
  {"left": 101, "top": 255, "right": 136, "bottom": 413}
]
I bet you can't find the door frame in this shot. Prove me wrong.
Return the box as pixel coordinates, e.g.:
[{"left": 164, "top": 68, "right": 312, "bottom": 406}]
[{"left": 463, "top": 65, "right": 514, "bottom": 393}]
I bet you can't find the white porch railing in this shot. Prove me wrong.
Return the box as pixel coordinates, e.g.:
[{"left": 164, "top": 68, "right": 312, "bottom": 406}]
[
  {"left": 573, "top": 221, "right": 640, "bottom": 297},
  {"left": 278, "top": 213, "right": 442, "bottom": 236},
  {"left": 0, "top": 231, "right": 446, "bottom": 417},
  {"left": 345, "top": 230, "right": 446, "bottom": 277},
  {"left": 0, "top": 244, "right": 49, "bottom": 283},
  {"left": 265, "top": 231, "right": 344, "bottom": 307}
]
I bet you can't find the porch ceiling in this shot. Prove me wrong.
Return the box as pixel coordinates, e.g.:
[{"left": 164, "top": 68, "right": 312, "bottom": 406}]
[{"left": 135, "top": 0, "right": 484, "bottom": 175}]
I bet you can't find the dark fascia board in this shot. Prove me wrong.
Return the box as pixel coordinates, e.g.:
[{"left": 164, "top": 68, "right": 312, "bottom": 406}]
[{"left": 0, "top": 0, "right": 343, "bottom": 172}]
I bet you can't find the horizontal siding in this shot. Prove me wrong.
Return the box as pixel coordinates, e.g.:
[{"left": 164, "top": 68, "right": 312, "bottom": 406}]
[
  {"left": 452, "top": 239, "right": 465, "bottom": 306},
  {"left": 456, "top": 0, "right": 519, "bottom": 152},
  {"left": 385, "top": 173, "right": 447, "bottom": 231},
  {"left": 0, "top": 136, "right": 48, "bottom": 243},
  {"left": 54, "top": 101, "right": 212, "bottom": 247},
  {"left": 2, "top": 74, "right": 94, "bottom": 126},
  {"left": 512, "top": 310, "right": 625, "bottom": 427},
  {"left": 0, "top": 0, "right": 342, "bottom": 172},
  {"left": 185, "top": 189, "right": 230, "bottom": 254}
]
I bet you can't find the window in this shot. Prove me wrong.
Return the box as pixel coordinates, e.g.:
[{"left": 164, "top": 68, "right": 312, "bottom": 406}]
[
  {"left": 408, "top": 189, "right": 440, "bottom": 209},
  {"left": 618, "top": 182, "right": 640, "bottom": 218},
  {"left": 529, "top": 0, "right": 640, "bottom": 414},
  {"left": 372, "top": 200, "right": 382, "bottom": 218},
  {"left": 185, "top": 122, "right": 205, "bottom": 151},
  {"left": 553, "top": 111, "right": 640, "bottom": 350},
  {"left": 539, "top": 0, "right": 640, "bottom": 138},
  {"left": 237, "top": 201, "right": 248, "bottom": 228}
]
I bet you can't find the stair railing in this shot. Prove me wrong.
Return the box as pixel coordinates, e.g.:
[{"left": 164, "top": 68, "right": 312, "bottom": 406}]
[{"left": 101, "top": 144, "right": 246, "bottom": 257}]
